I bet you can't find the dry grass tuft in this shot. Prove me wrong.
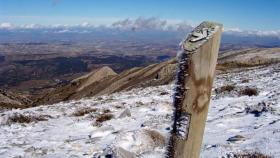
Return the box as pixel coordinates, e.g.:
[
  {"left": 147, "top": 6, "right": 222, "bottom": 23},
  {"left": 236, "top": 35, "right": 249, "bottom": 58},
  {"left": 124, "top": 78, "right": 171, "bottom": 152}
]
[
  {"left": 96, "top": 113, "right": 113, "bottom": 123},
  {"left": 226, "top": 152, "right": 271, "bottom": 158},
  {"left": 6, "top": 113, "right": 50, "bottom": 124},
  {"left": 220, "top": 85, "right": 236, "bottom": 92},
  {"left": 72, "top": 107, "right": 97, "bottom": 117},
  {"left": 241, "top": 87, "right": 259, "bottom": 96}
]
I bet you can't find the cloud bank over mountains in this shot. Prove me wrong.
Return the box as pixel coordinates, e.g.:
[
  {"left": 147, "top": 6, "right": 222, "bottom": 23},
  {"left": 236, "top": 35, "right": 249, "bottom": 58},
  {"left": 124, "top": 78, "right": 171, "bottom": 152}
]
[
  {"left": 0, "top": 17, "right": 280, "bottom": 38},
  {"left": 111, "top": 17, "right": 193, "bottom": 32},
  {"left": 0, "top": 17, "right": 193, "bottom": 32},
  {"left": 224, "top": 28, "right": 280, "bottom": 38}
]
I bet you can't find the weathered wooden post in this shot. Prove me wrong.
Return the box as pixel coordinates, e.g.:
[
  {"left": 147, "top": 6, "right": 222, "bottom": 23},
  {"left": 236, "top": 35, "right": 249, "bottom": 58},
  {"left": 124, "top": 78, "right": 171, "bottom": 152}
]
[{"left": 166, "top": 21, "right": 223, "bottom": 158}]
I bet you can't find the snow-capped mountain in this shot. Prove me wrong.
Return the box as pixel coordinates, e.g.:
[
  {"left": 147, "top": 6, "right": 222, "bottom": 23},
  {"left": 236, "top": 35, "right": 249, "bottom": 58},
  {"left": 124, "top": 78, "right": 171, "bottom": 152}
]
[{"left": 1, "top": 62, "right": 279, "bottom": 157}]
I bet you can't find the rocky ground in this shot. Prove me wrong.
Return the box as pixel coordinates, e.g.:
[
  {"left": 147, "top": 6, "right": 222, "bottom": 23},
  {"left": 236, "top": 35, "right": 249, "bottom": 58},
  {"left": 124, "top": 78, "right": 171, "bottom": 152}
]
[{"left": 0, "top": 63, "right": 280, "bottom": 158}]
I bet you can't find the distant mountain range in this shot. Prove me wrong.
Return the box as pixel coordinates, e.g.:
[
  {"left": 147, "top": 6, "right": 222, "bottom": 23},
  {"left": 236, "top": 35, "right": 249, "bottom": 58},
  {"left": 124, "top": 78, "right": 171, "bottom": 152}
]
[{"left": 1, "top": 17, "right": 280, "bottom": 48}]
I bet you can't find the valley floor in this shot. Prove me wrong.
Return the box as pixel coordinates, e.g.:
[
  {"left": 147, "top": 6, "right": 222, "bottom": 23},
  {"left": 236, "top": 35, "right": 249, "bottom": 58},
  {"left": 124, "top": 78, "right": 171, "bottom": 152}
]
[{"left": 0, "top": 63, "right": 280, "bottom": 158}]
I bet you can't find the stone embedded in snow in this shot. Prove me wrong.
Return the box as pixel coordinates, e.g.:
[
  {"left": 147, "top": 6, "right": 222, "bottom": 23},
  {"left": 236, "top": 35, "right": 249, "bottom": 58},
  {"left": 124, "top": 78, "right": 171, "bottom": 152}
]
[
  {"left": 245, "top": 102, "right": 272, "bottom": 117},
  {"left": 90, "top": 126, "right": 115, "bottom": 139},
  {"left": 118, "top": 108, "right": 131, "bottom": 118},
  {"left": 227, "top": 135, "right": 246, "bottom": 143}
]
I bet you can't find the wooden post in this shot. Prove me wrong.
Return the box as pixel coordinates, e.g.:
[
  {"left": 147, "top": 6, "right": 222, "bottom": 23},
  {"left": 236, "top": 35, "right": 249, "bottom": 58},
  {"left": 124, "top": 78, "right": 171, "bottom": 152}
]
[{"left": 166, "top": 21, "right": 223, "bottom": 158}]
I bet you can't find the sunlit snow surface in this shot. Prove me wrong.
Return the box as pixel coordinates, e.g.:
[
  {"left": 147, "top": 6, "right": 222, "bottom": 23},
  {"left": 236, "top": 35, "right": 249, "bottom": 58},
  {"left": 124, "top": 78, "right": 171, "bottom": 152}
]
[{"left": 1, "top": 64, "right": 280, "bottom": 158}]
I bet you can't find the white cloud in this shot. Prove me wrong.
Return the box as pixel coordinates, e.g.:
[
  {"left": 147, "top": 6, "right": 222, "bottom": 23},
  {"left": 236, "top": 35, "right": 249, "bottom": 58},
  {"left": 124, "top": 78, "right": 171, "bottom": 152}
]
[
  {"left": 20, "top": 24, "right": 43, "bottom": 29},
  {"left": 224, "top": 27, "right": 243, "bottom": 32},
  {"left": 56, "top": 29, "right": 70, "bottom": 33},
  {"left": 0, "top": 22, "right": 13, "bottom": 29},
  {"left": 47, "top": 24, "right": 70, "bottom": 28},
  {"left": 224, "top": 27, "right": 280, "bottom": 38},
  {"left": 111, "top": 17, "right": 193, "bottom": 32},
  {"left": 254, "top": 30, "right": 280, "bottom": 37},
  {"left": 80, "top": 22, "right": 91, "bottom": 27}
]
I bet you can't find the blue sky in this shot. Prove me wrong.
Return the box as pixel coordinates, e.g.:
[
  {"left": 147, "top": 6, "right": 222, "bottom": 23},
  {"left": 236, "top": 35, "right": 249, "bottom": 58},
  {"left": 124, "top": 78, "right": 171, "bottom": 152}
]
[{"left": 0, "top": 0, "right": 279, "bottom": 30}]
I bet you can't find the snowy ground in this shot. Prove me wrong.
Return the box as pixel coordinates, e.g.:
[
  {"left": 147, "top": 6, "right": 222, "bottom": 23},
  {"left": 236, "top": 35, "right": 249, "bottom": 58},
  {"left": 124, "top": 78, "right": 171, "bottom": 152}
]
[{"left": 0, "top": 63, "right": 280, "bottom": 158}]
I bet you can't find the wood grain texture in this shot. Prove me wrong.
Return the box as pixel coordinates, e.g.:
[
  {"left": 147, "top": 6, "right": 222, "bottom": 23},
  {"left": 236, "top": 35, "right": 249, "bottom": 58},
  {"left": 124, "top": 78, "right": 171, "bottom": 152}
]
[{"left": 169, "top": 21, "right": 222, "bottom": 158}]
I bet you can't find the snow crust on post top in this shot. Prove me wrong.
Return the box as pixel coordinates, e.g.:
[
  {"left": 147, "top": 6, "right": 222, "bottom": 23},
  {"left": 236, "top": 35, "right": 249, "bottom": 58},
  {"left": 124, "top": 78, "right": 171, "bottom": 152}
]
[{"left": 183, "top": 21, "right": 220, "bottom": 52}]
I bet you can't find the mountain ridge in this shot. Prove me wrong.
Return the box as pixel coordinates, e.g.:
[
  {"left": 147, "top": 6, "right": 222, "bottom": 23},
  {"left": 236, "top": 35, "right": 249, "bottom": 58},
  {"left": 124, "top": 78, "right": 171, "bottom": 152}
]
[
  {"left": 34, "top": 58, "right": 177, "bottom": 105},
  {"left": 2, "top": 47, "right": 280, "bottom": 109}
]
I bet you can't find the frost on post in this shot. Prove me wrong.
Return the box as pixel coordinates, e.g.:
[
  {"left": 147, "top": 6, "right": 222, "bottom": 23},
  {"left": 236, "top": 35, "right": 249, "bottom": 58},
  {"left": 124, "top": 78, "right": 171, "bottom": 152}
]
[{"left": 175, "top": 112, "right": 191, "bottom": 139}]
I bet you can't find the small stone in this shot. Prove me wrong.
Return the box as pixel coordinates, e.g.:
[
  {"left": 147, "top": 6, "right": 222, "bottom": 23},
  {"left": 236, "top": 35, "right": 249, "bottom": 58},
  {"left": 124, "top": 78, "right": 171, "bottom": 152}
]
[
  {"left": 118, "top": 108, "right": 131, "bottom": 118},
  {"left": 105, "top": 154, "right": 113, "bottom": 158},
  {"left": 227, "top": 135, "right": 246, "bottom": 142}
]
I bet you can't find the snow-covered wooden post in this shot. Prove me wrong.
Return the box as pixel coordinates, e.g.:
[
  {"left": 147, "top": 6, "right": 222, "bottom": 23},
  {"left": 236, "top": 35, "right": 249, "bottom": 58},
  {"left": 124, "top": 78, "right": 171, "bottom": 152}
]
[{"left": 167, "top": 21, "right": 223, "bottom": 158}]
